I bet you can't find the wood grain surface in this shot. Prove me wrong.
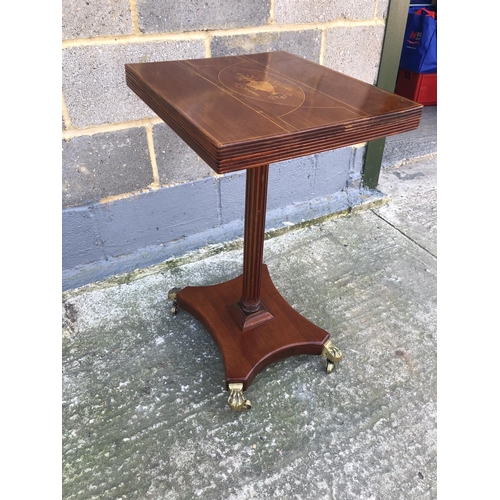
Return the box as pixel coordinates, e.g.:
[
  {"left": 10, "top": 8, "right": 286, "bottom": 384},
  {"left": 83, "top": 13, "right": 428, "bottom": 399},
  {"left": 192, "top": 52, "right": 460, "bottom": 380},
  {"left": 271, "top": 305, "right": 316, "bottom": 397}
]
[{"left": 126, "top": 51, "right": 423, "bottom": 173}]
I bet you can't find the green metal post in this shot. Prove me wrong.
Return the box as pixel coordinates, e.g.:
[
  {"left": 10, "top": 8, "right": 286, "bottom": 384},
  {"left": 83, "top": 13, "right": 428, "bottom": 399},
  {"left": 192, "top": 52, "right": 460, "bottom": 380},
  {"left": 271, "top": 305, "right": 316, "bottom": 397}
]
[{"left": 362, "top": 0, "right": 411, "bottom": 188}]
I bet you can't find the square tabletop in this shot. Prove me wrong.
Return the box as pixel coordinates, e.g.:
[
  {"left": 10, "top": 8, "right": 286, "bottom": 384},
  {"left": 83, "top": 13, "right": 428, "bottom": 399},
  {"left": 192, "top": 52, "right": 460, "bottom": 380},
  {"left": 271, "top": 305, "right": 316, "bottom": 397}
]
[{"left": 126, "top": 51, "right": 422, "bottom": 174}]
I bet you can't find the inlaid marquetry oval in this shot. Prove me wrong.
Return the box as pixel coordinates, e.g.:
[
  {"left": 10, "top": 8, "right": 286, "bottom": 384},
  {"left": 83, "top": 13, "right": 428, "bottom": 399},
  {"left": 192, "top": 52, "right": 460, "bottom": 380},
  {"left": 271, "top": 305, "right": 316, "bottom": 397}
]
[{"left": 218, "top": 65, "right": 305, "bottom": 107}]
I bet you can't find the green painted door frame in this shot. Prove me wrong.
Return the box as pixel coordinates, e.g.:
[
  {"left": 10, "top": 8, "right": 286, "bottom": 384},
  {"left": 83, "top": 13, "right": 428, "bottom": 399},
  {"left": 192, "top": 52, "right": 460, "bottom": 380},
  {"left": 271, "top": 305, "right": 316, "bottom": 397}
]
[{"left": 362, "top": 0, "right": 411, "bottom": 188}]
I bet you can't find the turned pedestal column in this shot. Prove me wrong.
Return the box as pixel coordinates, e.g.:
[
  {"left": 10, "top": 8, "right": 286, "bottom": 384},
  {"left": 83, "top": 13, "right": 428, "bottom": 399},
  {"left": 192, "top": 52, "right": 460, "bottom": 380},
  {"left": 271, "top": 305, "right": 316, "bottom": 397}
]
[{"left": 227, "top": 165, "right": 274, "bottom": 331}]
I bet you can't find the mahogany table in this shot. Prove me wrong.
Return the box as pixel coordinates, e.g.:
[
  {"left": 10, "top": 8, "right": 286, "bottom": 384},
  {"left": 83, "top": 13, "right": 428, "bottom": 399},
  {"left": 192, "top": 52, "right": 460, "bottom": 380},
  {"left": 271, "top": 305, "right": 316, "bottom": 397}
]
[{"left": 126, "top": 51, "right": 422, "bottom": 410}]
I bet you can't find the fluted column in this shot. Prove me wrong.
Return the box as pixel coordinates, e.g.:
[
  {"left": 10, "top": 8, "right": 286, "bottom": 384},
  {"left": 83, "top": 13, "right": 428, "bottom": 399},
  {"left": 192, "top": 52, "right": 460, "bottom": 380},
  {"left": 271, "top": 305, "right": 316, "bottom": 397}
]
[{"left": 240, "top": 164, "right": 269, "bottom": 314}]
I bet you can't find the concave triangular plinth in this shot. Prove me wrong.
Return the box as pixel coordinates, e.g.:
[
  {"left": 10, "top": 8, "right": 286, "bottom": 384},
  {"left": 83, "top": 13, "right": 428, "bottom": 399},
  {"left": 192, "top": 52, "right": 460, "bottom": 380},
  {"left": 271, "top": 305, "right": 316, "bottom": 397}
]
[{"left": 177, "top": 265, "right": 330, "bottom": 391}]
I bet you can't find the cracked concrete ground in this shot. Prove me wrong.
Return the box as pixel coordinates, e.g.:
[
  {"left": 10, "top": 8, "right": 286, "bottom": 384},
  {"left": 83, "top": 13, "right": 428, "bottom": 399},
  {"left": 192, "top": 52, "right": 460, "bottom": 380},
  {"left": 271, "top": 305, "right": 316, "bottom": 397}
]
[{"left": 62, "top": 146, "right": 437, "bottom": 499}]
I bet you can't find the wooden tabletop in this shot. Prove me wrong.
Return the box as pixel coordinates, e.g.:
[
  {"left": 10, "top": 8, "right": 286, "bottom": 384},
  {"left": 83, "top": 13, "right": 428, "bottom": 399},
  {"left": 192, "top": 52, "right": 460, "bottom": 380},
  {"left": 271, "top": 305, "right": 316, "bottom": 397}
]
[{"left": 126, "top": 51, "right": 422, "bottom": 174}]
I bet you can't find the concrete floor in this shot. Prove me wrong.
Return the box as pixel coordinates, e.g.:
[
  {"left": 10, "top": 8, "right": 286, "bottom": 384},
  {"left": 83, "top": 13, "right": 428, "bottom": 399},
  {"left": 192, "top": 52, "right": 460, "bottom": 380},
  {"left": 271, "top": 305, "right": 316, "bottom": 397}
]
[{"left": 62, "top": 144, "right": 437, "bottom": 499}]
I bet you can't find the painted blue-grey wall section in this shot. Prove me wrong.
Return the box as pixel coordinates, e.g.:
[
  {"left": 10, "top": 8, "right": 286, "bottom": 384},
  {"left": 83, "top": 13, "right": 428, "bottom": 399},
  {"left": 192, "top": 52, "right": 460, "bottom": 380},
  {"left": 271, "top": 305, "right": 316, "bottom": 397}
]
[{"left": 62, "top": 147, "right": 365, "bottom": 290}]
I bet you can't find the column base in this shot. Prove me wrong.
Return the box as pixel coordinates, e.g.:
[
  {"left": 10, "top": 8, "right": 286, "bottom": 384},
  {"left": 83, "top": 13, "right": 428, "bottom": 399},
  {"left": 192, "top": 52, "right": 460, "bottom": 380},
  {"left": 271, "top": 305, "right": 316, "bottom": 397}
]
[{"left": 226, "top": 300, "right": 274, "bottom": 331}]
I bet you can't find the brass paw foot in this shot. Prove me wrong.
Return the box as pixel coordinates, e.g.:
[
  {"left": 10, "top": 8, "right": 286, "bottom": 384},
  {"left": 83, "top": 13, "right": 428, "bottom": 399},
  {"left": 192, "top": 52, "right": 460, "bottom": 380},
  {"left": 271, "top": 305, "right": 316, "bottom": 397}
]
[
  {"left": 227, "top": 383, "right": 252, "bottom": 411},
  {"left": 168, "top": 287, "right": 181, "bottom": 315},
  {"left": 321, "top": 339, "right": 342, "bottom": 373}
]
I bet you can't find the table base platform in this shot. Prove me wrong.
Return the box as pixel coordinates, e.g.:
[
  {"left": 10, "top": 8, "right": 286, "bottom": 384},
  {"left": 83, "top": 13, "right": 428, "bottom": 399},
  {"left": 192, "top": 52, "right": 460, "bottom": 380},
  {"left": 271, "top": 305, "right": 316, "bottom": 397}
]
[{"left": 171, "top": 264, "right": 342, "bottom": 410}]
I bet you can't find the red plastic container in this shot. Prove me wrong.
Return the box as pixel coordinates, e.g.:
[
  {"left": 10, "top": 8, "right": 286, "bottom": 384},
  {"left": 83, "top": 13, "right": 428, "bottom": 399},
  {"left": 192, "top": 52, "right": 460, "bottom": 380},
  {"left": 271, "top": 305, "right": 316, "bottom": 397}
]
[{"left": 395, "top": 69, "right": 437, "bottom": 106}]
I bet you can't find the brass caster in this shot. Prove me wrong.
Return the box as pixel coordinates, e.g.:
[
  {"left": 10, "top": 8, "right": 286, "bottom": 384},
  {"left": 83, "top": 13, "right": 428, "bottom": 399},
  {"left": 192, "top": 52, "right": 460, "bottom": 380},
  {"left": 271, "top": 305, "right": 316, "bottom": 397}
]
[
  {"left": 227, "top": 383, "right": 252, "bottom": 411},
  {"left": 168, "top": 287, "right": 181, "bottom": 316},
  {"left": 322, "top": 339, "right": 342, "bottom": 374}
]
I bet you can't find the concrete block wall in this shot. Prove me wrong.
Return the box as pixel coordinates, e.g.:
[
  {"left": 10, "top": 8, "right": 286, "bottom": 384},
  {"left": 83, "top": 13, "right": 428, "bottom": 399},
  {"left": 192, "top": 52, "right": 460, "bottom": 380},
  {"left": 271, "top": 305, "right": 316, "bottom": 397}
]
[{"left": 62, "top": 0, "right": 390, "bottom": 290}]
